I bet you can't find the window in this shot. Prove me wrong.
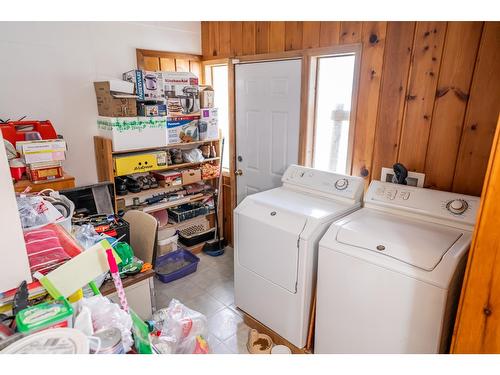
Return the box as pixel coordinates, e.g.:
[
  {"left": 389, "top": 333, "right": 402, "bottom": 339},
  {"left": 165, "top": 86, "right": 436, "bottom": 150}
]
[
  {"left": 204, "top": 63, "right": 229, "bottom": 170},
  {"left": 312, "top": 53, "right": 358, "bottom": 174}
]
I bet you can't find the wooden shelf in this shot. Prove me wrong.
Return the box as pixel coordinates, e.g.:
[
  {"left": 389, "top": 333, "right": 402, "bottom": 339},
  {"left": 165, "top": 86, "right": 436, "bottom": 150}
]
[
  {"left": 116, "top": 176, "right": 217, "bottom": 204},
  {"left": 94, "top": 134, "right": 223, "bottom": 238},
  {"left": 114, "top": 157, "right": 220, "bottom": 177},
  {"left": 137, "top": 193, "right": 212, "bottom": 214},
  {"left": 158, "top": 210, "right": 215, "bottom": 232},
  {"left": 13, "top": 174, "right": 76, "bottom": 193},
  {"left": 111, "top": 138, "right": 220, "bottom": 155}
]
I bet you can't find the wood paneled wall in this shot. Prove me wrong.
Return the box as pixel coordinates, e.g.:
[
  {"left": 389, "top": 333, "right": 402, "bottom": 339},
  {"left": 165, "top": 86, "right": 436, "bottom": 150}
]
[{"left": 201, "top": 21, "right": 500, "bottom": 196}]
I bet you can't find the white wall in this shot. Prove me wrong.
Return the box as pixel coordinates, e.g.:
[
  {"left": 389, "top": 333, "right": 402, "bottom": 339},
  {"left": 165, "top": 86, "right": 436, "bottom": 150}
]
[{"left": 0, "top": 21, "right": 201, "bottom": 185}]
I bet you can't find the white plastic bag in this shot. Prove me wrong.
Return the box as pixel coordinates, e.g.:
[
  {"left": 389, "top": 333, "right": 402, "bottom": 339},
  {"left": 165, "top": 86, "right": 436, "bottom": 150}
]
[
  {"left": 182, "top": 148, "right": 204, "bottom": 163},
  {"left": 153, "top": 299, "right": 208, "bottom": 354},
  {"left": 80, "top": 295, "right": 133, "bottom": 352}
]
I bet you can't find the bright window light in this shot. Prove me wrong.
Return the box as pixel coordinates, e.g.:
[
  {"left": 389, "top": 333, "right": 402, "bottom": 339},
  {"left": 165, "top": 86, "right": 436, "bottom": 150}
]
[
  {"left": 312, "top": 54, "right": 356, "bottom": 174},
  {"left": 210, "top": 65, "right": 229, "bottom": 170}
]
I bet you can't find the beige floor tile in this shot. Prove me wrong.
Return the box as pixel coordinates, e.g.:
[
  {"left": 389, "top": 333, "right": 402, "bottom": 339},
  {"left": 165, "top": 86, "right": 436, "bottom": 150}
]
[
  {"left": 208, "top": 307, "right": 244, "bottom": 342},
  {"left": 184, "top": 293, "right": 225, "bottom": 318},
  {"left": 211, "top": 341, "right": 234, "bottom": 354},
  {"left": 155, "top": 279, "right": 205, "bottom": 306},
  {"left": 223, "top": 323, "right": 251, "bottom": 354},
  {"left": 191, "top": 269, "right": 231, "bottom": 290},
  {"left": 207, "top": 279, "right": 235, "bottom": 306},
  {"left": 227, "top": 303, "right": 244, "bottom": 317}
]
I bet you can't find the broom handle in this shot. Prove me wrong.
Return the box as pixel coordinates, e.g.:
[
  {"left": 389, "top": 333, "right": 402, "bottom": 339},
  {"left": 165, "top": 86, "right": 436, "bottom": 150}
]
[{"left": 214, "top": 138, "right": 225, "bottom": 241}]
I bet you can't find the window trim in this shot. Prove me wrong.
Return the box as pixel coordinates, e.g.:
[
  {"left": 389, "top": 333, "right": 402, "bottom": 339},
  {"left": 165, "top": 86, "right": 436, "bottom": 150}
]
[
  {"left": 306, "top": 44, "right": 362, "bottom": 175},
  {"left": 201, "top": 59, "right": 230, "bottom": 173}
]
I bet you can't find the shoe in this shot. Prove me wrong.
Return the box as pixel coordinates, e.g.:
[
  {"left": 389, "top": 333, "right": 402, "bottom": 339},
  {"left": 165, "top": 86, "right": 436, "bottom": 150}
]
[
  {"left": 124, "top": 176, "right": 141, "bottom": 193},
  {"left": 114, "top": 177, "right": 128, "bottom": 196},
  {"left": 137, "top": 175, "right": 150, "bottom": 190},
  {"left": 147, "top": 175, "right": 158, "bottom": 188}
]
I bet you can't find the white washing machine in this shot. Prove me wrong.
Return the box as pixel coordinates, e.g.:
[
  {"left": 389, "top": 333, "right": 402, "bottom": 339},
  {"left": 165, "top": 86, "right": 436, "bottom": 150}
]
[
  {"left": 234, "top": 165, "right": 364, "bottom": 348},
  {"left": 315, "top": 180, "right": 480, "bottom": 353}
]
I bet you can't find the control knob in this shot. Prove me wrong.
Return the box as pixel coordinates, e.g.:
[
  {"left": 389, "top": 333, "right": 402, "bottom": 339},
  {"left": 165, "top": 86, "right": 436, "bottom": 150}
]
[
  {"left": 447, "top": 199, "right": 468, "bottom": 215},
  {"left": 334, "top": 178, "right": 349, "bottom": 190}
]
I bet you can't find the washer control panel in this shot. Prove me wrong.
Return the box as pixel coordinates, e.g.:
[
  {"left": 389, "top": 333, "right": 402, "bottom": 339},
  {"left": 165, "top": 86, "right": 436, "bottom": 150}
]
[
  {"left": 366, "top": 180, "right": 480, "bottom": 227},
  {"left": 282, "top": 165, "right": 364, "bottom": 202},
  {"left": 334, "top": 178, "right": 349, "bottom": 190},
  {"left": 446, "top": 199, "right": 469, "bottom": 215}
]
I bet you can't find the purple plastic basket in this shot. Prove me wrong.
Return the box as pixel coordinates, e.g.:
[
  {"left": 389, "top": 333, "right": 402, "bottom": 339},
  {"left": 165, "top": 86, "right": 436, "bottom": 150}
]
[{"left": 155, "top": 248, "right": 200, "bottom": 284}]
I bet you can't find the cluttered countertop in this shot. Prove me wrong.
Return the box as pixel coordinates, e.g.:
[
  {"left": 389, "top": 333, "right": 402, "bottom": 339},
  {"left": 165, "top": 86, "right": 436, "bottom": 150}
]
[
  {"left": 0, "top": 67, "right": 226, "bottom": 355},
  {"left": 0, "top": 189, "right": 211, "bottom": 354}
]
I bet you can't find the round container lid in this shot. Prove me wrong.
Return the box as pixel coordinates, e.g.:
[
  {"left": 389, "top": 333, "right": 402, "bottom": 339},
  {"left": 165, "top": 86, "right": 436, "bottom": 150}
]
[
  {"left": 271, "top": 345, "right": 292, "bottom": 354},
  {"left": 0, "top": 328, "right": 89, "bottom": 354},
  {"left": 93, "top": 327, "right": 122, "bottom": 353}
]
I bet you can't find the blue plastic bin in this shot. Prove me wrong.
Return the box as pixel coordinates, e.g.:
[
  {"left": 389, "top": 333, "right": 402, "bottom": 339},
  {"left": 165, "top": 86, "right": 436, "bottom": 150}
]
[{"left": 155, "top": 248, "right": 200, "bottom": 284}]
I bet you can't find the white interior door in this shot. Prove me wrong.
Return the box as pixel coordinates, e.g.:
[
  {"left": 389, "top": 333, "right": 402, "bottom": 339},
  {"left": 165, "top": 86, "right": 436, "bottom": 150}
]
[{"left": 235, "top": 59, "right": 302, "bottom": 204}]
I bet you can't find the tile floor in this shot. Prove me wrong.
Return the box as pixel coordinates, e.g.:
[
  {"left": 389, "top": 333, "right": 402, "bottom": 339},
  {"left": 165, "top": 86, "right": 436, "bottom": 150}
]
[{"left": 153, "top": 246, "right": 251, "bottom": 354}]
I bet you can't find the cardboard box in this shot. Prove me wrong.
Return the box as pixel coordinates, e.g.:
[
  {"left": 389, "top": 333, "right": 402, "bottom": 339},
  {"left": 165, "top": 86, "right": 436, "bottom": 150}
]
[
  {"left": 199, "top": 108, "right": 219, "bottom": 141},
  {"left": 162, "top": 72, "right": 200, "bottom": 116},
  {"left": 166, "top": 116, "right": 200, "bottom": 144},
  {"left": 16, "top": 140, "right": 66, "bottom": 164},
  {"left": 26, "top": 162, "right": 64, "bottom": 182},
  {"left": 153, "top": 170, "right": 183, "bottom": 187},
  {"left": 94, "top": 81, "right": 137, "bottom": 117},
  {"left": 114, "top": 151, "right": 168, "bottom": 176},
  {"left": 199, "top": 85, "right": 215, "bottom": 108},
  {"left": 137, "top": 103, "right": 167, "bottom": 117},
  {"left": 123, "top": 70, "right": 163, "bottom": 101},
  {"left": 181, "top": 169, "right": 202, "bottom": 185},
  {"left": 97, "top": 116, "right": 167, "bottom": 152}
]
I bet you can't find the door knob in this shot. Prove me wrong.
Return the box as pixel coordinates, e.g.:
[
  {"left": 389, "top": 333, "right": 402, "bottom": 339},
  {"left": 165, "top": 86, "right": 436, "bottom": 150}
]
[{"left": 235, "top": 169, "right": 243, "bottom": 176}]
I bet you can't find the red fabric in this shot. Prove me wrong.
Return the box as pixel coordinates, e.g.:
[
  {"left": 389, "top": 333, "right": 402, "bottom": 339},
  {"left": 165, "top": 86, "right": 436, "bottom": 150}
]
[
  {"left": 47, "top": 223, "right": 82, "bottom": 258},
  {"left": 24, "top": 227, "right": 70, "bottom": 275}
]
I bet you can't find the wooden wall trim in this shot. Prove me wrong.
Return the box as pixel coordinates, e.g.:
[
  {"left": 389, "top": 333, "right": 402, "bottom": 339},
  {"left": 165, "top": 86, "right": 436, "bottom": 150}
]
[{"left": 451, "top": 115, "right": 500, "bottom": 353}]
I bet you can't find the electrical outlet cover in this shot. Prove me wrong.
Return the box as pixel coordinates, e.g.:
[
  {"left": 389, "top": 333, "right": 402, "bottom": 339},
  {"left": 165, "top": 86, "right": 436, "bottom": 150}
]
[{"left": 380, "top": 167, "right": 425, "bottom": 187}]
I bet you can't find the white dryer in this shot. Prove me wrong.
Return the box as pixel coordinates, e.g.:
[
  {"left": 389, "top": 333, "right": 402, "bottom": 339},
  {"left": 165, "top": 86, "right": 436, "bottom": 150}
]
[
  {"left": 315, "top": 180, "right": 480, "bottom": 353},
  {"left": 234, "top": 165, "right": 364, "bottom": 348}
]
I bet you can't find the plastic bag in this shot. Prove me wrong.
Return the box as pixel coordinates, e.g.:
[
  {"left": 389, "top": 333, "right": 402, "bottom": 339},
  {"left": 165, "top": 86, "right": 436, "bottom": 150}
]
[
  {"left": 81, "top": 295, "right": 133, "bottom": 352},
  {"left": 182, "top": 148, "right": 204, "bottom": 163},
  {"left": 17, "top": 195, "right": 63, "bottom": 229},
  {"left": 74, "top": 224, "right": 102, "bottom": 250},
  {"left": 152, "top": 299, "right": 208, "bottom": 354}
]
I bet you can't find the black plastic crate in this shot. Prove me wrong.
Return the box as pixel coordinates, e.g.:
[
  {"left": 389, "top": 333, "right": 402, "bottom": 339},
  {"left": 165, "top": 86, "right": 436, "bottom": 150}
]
[{"left": 167, "top": 202, "right": 209, "bottom": 223}]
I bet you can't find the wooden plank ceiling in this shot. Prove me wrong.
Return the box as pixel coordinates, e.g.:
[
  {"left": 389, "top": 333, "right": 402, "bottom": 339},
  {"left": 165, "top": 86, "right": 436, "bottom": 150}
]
[{"left": 201, "top": 21, "right": 500, "bottom": 197}]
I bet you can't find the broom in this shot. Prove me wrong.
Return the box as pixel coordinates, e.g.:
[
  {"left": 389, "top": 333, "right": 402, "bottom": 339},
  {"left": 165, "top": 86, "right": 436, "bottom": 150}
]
[{"left": 203, "top": 138, "right": 226, "bottom": 256}]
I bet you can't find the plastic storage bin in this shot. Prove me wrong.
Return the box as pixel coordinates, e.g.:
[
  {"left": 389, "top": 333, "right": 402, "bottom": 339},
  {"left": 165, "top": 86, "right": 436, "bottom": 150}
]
[
  {"left": 167, "top": 203, "right": 209, "bottom": 223},
  {"left": 157, "top": 232, "right": 178, "bottom": 256},
  {"left": 179, "top": 228, "right": 215, "bottom": 247},
  {"left": 155, "top": 249, "right": 200, "bottom": 284}
]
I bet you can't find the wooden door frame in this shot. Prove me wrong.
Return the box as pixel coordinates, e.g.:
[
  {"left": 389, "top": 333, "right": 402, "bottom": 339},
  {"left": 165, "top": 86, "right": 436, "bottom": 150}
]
[{"left": 225, "top": 44, "right": 362, "bottom": 214}]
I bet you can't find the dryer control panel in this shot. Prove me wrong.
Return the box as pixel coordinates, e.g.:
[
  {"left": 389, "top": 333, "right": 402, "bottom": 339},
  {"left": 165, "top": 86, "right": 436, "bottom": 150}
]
[
  {"left": 365, "top": 180, "right": 480, "bottom": 228},
  {"left": 282, "top": 165, "right": 364, "bottom": 202}
]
